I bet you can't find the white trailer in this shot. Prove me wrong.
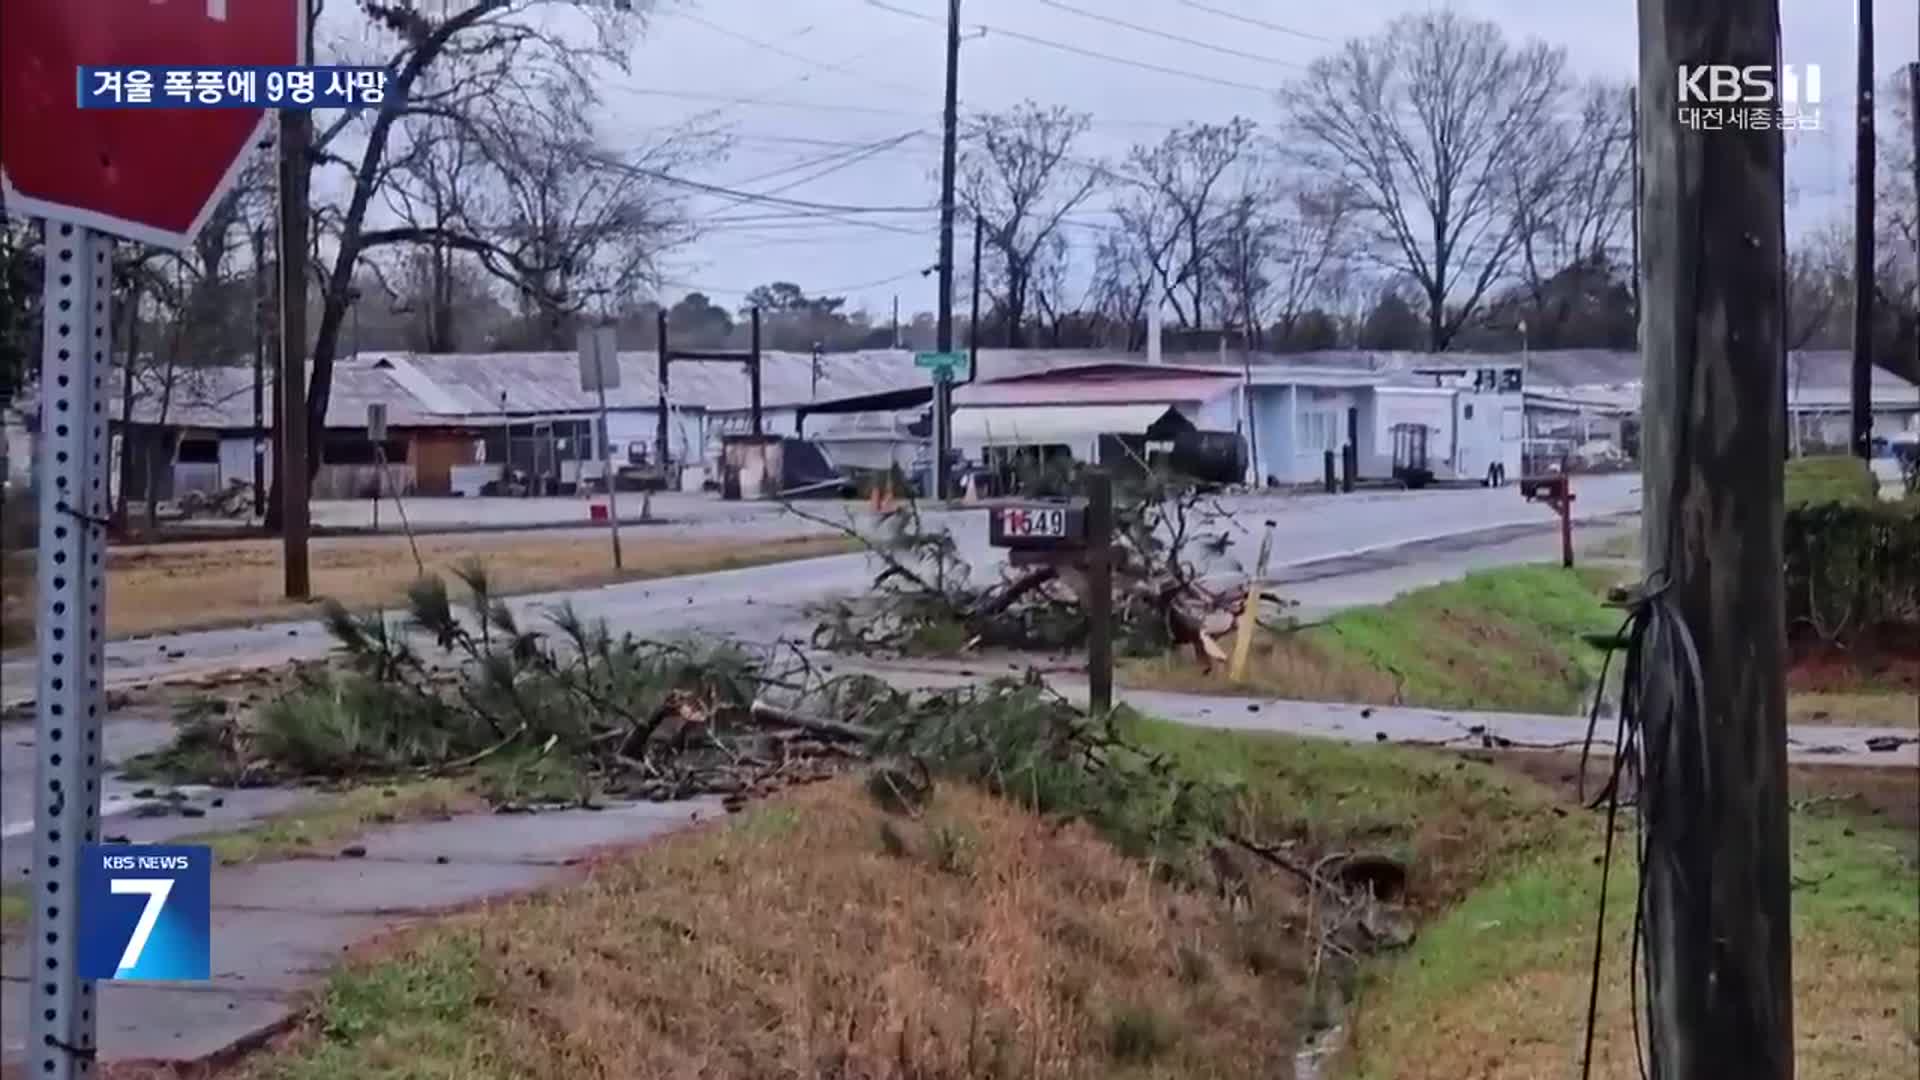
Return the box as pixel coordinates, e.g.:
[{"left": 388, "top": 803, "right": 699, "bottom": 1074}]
[{"left": 1413, "top": 364, "right": 1526, "bottom": 485}]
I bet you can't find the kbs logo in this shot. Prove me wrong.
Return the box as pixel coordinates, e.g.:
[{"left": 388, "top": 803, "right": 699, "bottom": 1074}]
[
  {"left": 1675, "top": 65, "right": 1822, "bottom": 132},
  {"left": 1678, "top": 64, "right": 1822, "bottom": 105},
  {"left": 77, "top": 844, "right": 211, "bottom": 981}
]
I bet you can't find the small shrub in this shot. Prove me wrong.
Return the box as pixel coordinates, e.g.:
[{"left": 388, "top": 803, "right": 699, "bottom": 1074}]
[
  {"left": 928, "top": 821, "right": 975, "bottom": 876},
  {"left": 474, "top": 747, "right": 595, "bottom": 807},
  {"left": 877, "top": 819, "right": 910, "bottom": 858},
  {"left": 255, "top": 676, "right": 468, "bottom": 777},
  {"left": 1105, "top": 1002, "right": 1175, "bottom": 1063},
  {"left": 1783, "top": 500, "right": 1920, "bottom": 643},
  {"left": 1785, "top": 455, "right": 1880, "bottom": 510},
  {"left": 1175, "top": 942, "right": 1212, "bottom": 985}
]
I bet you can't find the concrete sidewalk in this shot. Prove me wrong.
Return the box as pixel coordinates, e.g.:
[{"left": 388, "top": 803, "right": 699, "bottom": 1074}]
[{"left": 0, "top": 799, "right": 717, "bottom": 1070}]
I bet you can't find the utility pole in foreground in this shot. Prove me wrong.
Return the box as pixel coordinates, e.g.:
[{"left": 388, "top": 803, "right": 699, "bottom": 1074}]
[
  {"left": 933, "top": 0, "right": 961, "bottom": 502},
  {"left": 277, "top": 106, "right": 312, "bottom": 599},
  {"left": 1636, "top": 0, "right": 1792, "bottom": 1076},
  {"left": 1852, "top": 0, "right": 1876, "bottom": 459}
]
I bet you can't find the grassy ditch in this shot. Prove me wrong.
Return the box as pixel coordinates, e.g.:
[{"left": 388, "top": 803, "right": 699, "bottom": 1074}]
[
  {"left": 1344, "top": 786, "right": 1919, "bottom": 1079},
  {"left": 204, "top": 704, "right": 1575, "bottom": 1080},
  {"left": 1125, "top": 565, "right": 1625, "bottom": 714}
]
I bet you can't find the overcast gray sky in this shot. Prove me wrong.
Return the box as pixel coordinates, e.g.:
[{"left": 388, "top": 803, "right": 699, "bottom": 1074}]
[{"left": 452, "top": 1, "right": 1920, "bottom": 321}]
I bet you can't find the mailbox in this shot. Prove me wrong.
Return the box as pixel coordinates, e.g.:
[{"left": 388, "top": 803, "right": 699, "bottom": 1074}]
[
  {"left": 1519, "top": 474, "right": 1576, "bottom": 569},
  {"left": 988, "top": 498, "right": 1089, "bottom": 550},
  {"left": 1519, "top": 474, "right": 1569, "bottom": 503}
]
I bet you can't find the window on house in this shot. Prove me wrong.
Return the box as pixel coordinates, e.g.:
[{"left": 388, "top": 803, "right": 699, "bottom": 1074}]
[
  {"left": 1463, "top": 403, "right": 1475, "bottom": 420},
  {"left": 175, "top": 438, "right": 219, "bottom": 464},
  {"left": 1300, "top": 411, "right": 1340, "bottom": 453}
]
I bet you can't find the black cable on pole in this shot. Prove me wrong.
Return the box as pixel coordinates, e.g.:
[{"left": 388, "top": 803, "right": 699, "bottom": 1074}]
[{"left": 1579, "top": 111, "right": 1719, "bottom": 1080}]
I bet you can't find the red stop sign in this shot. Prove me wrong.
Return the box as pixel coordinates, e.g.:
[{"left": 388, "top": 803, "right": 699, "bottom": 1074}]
[{"left": 0, "top": 0, "right": 303, "bottom": 249}]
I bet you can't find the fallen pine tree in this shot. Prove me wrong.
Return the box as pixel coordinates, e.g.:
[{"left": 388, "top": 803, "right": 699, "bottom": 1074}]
[{"left": 799, "top": 467, "right": 1293, "bottom": 664}]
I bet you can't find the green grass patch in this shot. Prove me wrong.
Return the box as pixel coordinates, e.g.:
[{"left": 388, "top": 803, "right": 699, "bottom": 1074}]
[
  {"left": 1348, "top": 802, "right": 1920, "bottom": 1080},
  {"left": 1786, "top": 455, "right": 1882, "bottom": 509},
  {"left": 1125, "top": 564, "right": 1626, "bottom": 715},
  {"left": 245, "top": 935, "right": 504, "bottom": 1080},
  {"left": 1583, "top": 528, "right": 1641, "bottom": 561},
  {"left": 0, "top": 884, "right": 26, "bottom": 930},
  {"left": 182, "top": 781, "right": 480, "bottom": 865}
]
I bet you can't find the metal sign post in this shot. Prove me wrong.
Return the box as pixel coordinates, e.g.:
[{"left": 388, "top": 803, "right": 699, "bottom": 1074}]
[
  {"left": 577, "top": 325, "right": 623, "bottom": 571},
  {"left": 30, "top": 220, "right": 113, "bottom": 1080},
  {"left": 367, "top": 402, "right": 386, "bottom": 531},
  {"left": 1084, "top": 471, "right": 1114, "bottom": 716},
  {"left": 916, "top": 352, "right": 965, "bottom": 501}
]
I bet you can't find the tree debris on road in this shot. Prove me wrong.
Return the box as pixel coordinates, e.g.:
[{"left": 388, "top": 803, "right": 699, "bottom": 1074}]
[{"left": 800, "top": 474, "right": 1291, "bottom": 666}]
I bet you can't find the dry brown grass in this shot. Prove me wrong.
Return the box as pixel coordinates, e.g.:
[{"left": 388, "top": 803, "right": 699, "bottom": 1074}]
[
  {"left": 221, "top": 780, "right": 1304, "bottom": 1080},
  {"left": 1122, "top": 630, "right": 1401, "bottom": 704},
  {"left": 1, "top": 531, "right": 857, "bottom": 641},
  {"left": 1790, "top": 691, "right": 1919, "bottom": 728},
  {"left": 1347, "top": 917, "right": 1920, "bottom": 1080}
]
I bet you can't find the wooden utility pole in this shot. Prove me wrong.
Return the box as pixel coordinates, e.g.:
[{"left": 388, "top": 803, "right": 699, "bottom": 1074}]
[
  {"left": 251, "top": 225, "right": 268, "bottom": 520},
  {"left": 1629, "top": 87, "right": 1642, "bottom": 339},
  {"left": 932, "top": 0, "right": 961, "bottom": 501},
  {"left": 1911, "top": 58, "right": 1919, "bottom": 374},
  {"left": 1636, "top": 0, "right": 1792, "bottom": 1076},
  {"left": 1084, "top": 469, "right": 1113, "bottom": 716},
  {"left": 277, "top": 108, "right": 312, "bottom": 599},
  {"left": 1852, "top": 0, "right": 1876, "bottom": 458}
]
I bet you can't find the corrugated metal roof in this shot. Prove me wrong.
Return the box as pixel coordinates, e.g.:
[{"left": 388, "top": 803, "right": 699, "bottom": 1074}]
[
  {"left": 110, "top": 362, "right": 436, "bottom": 430},
  {"left": 360, "top": 348, "right": 927, "bottom": 415}
]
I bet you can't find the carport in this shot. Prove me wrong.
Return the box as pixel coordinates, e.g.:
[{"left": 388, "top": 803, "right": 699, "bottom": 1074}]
[{"left": 950, "top": 403, "right": 1193, "bottom": 463}]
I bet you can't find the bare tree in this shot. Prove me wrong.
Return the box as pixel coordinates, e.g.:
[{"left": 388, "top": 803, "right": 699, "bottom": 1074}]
[
  {"left": 1785, "top": 221, "right": 1850, "bottom": 351},
  {"left": 118, "top": 174, "right": 263, "bottom": 531},
  {"left": 378, "top": 114, "right": 487, "bottom": 352},
  {"left": 1209, "top": 165, "right": 1353, "bottom": 348},
  {"left": 1287, "top": 11, "right": 1569, "bottom": 350},
  {"left": 289, "top": 0, "right": 656, "bottom": 504},
  {"left": 474, "top": 80, "right": 710, "bottom": 348},
  {"left": 1875, "top": 71, "right": 1918, "bottom": 379},
  {"left": 958, "top": 102, "right": 1104, "bottom": 347},
  {"left": 1090, "top": 219, "right": 1171, "bottom": 350},
  {"left": 1507, "top": 80, "right": 1634, "bottom": 340},
  {"left": 1126, "top": 118, "right": 1259, "bottom": 326}
]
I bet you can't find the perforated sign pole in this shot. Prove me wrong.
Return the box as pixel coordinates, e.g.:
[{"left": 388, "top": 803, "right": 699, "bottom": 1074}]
[{"left": 30, "top": 220, "right": 112, "bottom": 1079}]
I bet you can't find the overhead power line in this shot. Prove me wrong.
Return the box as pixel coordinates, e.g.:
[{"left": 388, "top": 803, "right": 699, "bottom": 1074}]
[
  {"left": 611, "top": 85, "right": 937, "bottom": 119},
  {"left": 724, "top": 129, "right": 928, "bottom": 189},
  {"left": 1034, "top": 0, "right": 1306, "bottom": 69},
  {"left": 667, "top": 8, "right": 929, "bottom": 99},
  {"left": 865, "top": 0, "right": 1279, "bottom": 94},
  {"left": 863, "top": 0, "right": 944, "bottom": 26},
  {"left": 661, "top": 265, "right": 931, "bottom": 298},
  {"left": 1176, "top": 0, "right": 1335, "bottom": 44},
  {"left": 753, "top": 132, "right": 929, "bottom": 197}
]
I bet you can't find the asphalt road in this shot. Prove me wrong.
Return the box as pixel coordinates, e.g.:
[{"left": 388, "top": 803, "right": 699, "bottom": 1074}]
[
  {"left": 0, "top": 478, "right": 1645, "bottom": 849},
  {"left": 0, "top": 475, "right": 1641, "bottom": 707}
]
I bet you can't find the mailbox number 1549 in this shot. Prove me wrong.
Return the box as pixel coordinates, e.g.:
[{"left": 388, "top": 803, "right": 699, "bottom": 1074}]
[{"left": 1001, "top": 507, "right": 1067, "bottom": 538}]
